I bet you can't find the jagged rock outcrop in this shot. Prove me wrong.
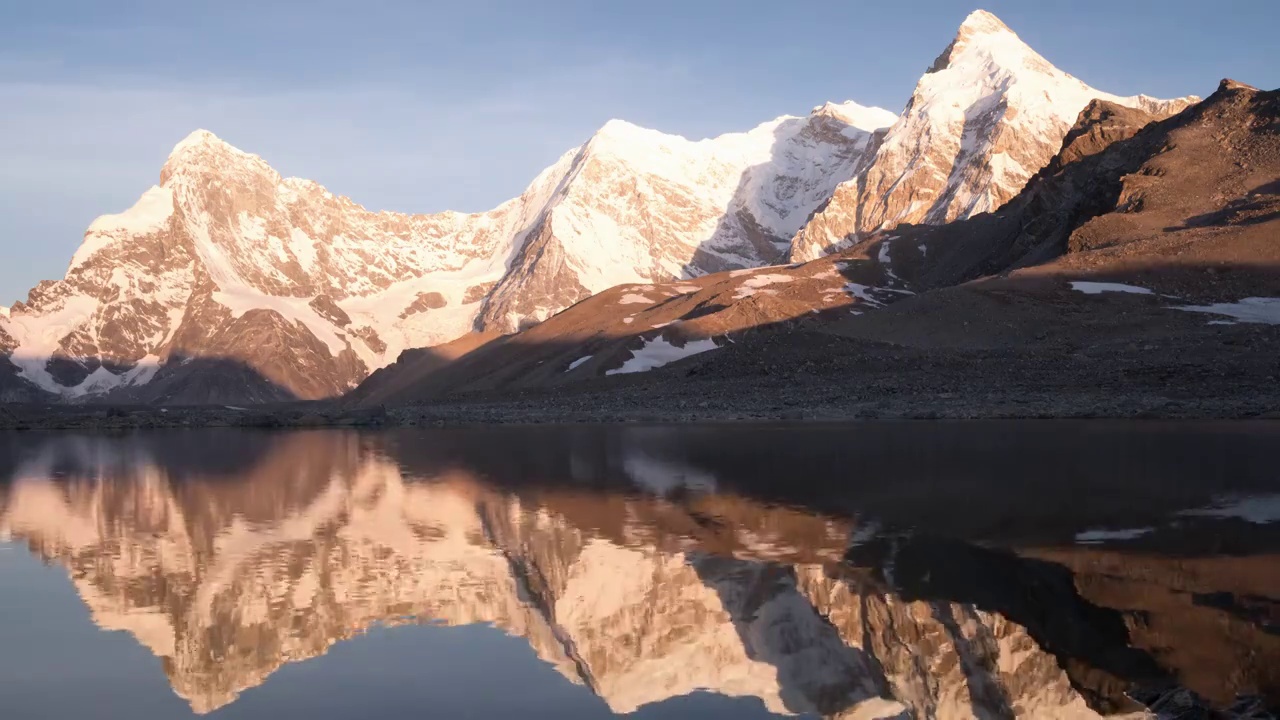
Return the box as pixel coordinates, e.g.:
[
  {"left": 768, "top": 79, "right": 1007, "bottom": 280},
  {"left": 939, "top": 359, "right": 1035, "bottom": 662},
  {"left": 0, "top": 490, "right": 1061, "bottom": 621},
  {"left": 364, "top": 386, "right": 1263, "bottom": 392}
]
[{"left": 789, "top": 9, "right": 1198, "bottom": 261}]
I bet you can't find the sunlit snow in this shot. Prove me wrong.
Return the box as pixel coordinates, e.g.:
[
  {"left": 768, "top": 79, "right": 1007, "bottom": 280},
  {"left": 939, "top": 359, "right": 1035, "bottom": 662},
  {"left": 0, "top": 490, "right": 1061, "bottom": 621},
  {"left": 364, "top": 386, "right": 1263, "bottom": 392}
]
[{"left": 733, "top": 273, "right": 795, "bottom": 299}]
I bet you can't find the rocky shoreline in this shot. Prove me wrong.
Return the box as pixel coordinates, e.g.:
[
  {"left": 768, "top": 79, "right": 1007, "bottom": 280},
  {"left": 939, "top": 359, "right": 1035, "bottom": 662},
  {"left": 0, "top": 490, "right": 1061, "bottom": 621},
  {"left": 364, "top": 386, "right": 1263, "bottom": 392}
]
[{"left": 1, "top": 388, "right": 1275, "bottom": 432}]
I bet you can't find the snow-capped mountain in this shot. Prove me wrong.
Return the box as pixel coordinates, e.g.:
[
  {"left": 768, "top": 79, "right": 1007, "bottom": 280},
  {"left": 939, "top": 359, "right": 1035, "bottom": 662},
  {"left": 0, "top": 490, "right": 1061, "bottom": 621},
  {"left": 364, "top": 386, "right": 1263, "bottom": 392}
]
[
  {"left": 0, "top": 102, "right": 893, "bottom": 402},
  {"left": 789, "top": 10, "right": 1198, "bottom": 261},
  {"left": 0, "top": 8, "right": 1199, "bottom": 404}
]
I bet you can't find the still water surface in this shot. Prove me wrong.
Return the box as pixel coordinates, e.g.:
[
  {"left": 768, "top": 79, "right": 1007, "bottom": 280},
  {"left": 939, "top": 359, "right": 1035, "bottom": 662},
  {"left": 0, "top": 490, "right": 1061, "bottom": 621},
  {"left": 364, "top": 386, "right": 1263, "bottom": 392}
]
[{"left": 0, "top": 423, "right": 1277, "bottom": 719}]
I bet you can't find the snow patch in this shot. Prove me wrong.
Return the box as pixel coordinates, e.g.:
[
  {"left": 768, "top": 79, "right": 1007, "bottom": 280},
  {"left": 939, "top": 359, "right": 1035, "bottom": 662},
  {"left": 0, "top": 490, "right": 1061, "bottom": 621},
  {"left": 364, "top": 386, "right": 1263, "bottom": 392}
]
[
  {"left": 212, "top": 290, "right": 347, "bottom": 356},
  {"left": 618, "top": 293, "right": 654, "bottom": 305},
  {"left": 843, "top": 283, "right": 911, "bottom": 305},
  {"left": 566, "top": 356, "right": 592, "bottom": 372},
  {"left": 733, "top": 273, "right": 795, "bottom": 299},
  {"left": 605, "top": 335, "right": 720, "bottom": 375},
  {"left": 1171, "top": 297, "right": 1280, "bottom": 325},
  {"left": 1178, "top": 494, "right": 1280, "bottom": 524},
  {"left": 1074, "top": 527, "right": 1154, "bottom": 544},
  {"left": 288, "top": 228, "right": 318, "bottom": 274},
  {"left": 1070, "top": 281, "right": 1153, "bottom": 295}
]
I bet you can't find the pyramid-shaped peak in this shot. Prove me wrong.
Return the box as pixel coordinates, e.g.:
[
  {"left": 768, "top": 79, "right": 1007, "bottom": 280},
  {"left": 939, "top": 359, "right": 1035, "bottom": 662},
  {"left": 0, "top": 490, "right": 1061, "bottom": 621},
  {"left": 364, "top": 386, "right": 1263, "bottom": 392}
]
[
  {"left": 927, "top": 9, "right": 1046, "bottom": 75},
  {"left": 169, "top": 129, "right": 233, "bottom": 158},
  {"left": 957, "top": 9, "right": 1014, "bottom": 36},
  {"left": 161, "top": 128, "right": 271, "bottom": 183}
]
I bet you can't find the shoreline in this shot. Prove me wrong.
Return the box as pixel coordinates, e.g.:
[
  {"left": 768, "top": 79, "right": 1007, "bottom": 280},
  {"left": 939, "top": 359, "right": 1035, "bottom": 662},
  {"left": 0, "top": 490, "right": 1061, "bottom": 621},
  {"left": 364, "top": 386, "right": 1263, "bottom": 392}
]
[{"left": 2, "top": 393, "right": 1278, "bottom": 431}]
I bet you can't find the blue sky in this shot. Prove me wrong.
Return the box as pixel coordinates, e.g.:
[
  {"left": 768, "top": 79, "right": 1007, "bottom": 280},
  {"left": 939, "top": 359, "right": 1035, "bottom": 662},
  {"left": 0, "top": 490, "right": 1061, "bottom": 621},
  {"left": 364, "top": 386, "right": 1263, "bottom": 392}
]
[{"left": 2, "top": 0, "right": 1277, "bottom": 302}]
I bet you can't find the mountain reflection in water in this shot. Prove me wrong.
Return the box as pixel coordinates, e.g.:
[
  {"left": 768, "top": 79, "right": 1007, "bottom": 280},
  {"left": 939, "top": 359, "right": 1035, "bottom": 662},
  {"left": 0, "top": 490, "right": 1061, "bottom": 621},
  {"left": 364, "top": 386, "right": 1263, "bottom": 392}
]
[{"left": 0, "top": 424, "right": 1277, "bottom": 719}]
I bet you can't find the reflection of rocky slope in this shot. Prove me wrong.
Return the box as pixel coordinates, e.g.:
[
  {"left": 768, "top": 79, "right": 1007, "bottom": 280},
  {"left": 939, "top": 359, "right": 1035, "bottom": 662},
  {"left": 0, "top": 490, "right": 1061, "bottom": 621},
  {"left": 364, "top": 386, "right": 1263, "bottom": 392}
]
[{"left": 2, "top": 433, "right": 1276, "bottom": 717}]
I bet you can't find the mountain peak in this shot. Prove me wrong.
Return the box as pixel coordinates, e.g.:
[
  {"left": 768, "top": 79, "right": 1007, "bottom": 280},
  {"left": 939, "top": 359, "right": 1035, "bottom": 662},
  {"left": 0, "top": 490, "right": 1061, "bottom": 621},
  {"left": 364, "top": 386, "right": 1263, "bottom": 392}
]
[
  {"left": 169, "top": 129, "right": 231, "bottom": 157},
  {"left": 928, "top": 9, "right": 1033, "bottom": 74},
  {"left": 161, "top": 129, "right": 270, "bottom": 183},
  {"left": 957, "top": 9, "right": 1012, "bottom": 36}
]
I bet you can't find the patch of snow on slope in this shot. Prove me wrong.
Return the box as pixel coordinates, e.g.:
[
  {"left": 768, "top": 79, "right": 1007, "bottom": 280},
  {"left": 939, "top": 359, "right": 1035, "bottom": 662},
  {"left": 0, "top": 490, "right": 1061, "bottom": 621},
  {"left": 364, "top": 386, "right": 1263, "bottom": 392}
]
[
  {"left": 1171, "top": 297, "right": 1280, "bottom": 325},
  {"left": 605, "top": 335, "right": 720, "bottom": 375},
  {"left": 618, "top": 293, "right": 654, "bottom": 305},
  {"left": 566, "top": 356, "right": 592, "bottom": 372},
  {"left": 1178, "top": 494, "right": 1280, "bottom": 524},
  {"left": 212, "top": 290, "right": 347, "bottom": 355},
  {"left": 1075, "top": 527, "right": 1154, "bottom": 544},
  {"left": 287, "top": 228, "right": 318, "bottom": 274},
  {"left": 843, "top": 283, "right": 912, "bottom": 306},
  {"left": 733, "top": 273, "right": 795, "bottom": 299},
  {"left": 877, "top": 239, "right": 905, "bottom": 284},
  {"left": 1070, "top": 281, "right": 1153, "bottom": 295}
]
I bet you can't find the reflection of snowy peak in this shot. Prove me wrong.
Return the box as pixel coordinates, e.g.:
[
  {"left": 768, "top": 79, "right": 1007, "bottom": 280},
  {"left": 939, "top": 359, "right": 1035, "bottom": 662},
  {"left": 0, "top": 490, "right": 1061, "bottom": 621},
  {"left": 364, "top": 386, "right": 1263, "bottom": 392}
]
[
  {"left": 0, "top": 102, "right": 892, "bottom": 402},
  {"left": 790, "top": 10, "right": 1198, "bottom": 261},
  {"left": 1, "top": 435, "right": 1125, "bottom": 719}
]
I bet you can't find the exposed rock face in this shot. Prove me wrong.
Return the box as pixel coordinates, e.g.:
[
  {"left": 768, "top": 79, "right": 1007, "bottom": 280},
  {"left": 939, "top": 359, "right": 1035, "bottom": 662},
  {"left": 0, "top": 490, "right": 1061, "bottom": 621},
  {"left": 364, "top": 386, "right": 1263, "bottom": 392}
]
[
  {"left": 0, "top": 103, "right": 893, "bottom": 404},
  {"left": 3, "top": 431, "right": 1275, "bottom": 717},
  {"left": 789, "top": 10, "right": 1198, "bottom": 262}
]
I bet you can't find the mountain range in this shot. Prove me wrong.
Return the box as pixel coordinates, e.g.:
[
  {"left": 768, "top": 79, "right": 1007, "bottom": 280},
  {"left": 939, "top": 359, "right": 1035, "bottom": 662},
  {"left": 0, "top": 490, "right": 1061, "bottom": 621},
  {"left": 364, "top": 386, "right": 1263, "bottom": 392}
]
[{"left": 2, "top": 9, "right": 1239, "bottom": 410}]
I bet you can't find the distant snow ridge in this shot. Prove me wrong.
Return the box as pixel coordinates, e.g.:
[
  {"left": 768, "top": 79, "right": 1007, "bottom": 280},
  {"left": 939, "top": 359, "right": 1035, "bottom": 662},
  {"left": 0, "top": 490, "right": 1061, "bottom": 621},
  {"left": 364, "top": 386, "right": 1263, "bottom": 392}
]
[{"left": 789, "top": 9, "right": 1198, "bottom": 261}]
